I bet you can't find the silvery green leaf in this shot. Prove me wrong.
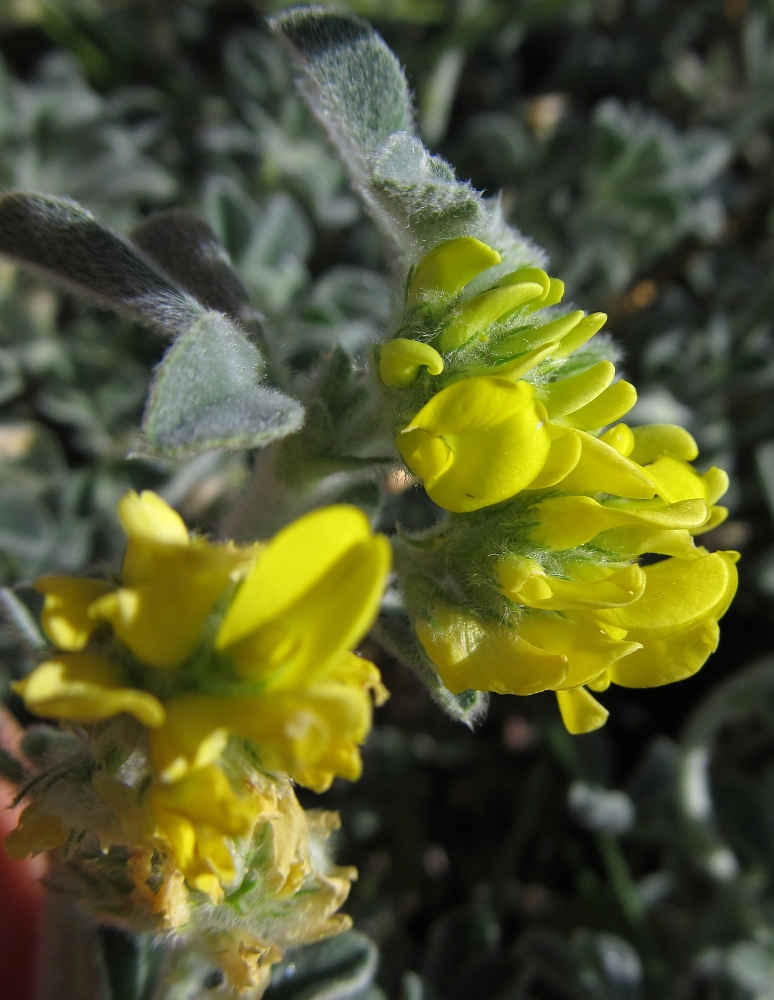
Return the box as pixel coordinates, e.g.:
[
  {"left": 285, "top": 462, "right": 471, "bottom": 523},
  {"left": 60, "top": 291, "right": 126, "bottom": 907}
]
[
  {"left": 130, "top": 209, "right": 250, "bottom": 319},
  {"left": 139, "top": 311, "right": 304, "bottom": 457},
  {"left": 270, "top": 9, "right": 529, "bottom": 263},
  {"left": 0, "top": 192, "right": 202, "bottom": 337},
  {"left": 270, "top": 8, "right": 412, "bottom": 165},
  {"left": 369, "top": 133, "right": 485, "bottom": 249},
  {"left": 266, "top": 932, "right": 379, "bottom": 1000},
  {"left": 375, "top": 595, "right": 489, "bottom": 727}
]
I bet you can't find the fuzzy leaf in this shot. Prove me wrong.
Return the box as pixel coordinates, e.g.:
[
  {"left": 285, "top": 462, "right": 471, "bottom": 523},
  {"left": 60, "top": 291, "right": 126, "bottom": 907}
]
[
  {"left": 140, "top": 311, "right": 304, "bottom": 457},
  {"left": 270, "top": 8, "right": 412, "bottom": 162},
  {"left": 270, "top": 8, "right": 483, "bottom": 260},
  {"left": 130, "top": 209, "right": 250, "bottom": 319},
  {"left": 266, "top": 932, "right": 379, "bottom": 1000},
  {"left": 0, "top": 192, "right": 202, "bottom": 337},
  {"left": 376, "top": 597, "right": 489, "bottom": 727},
  {"left": 370, "top": 133, "right": 485, "bottom": 250}
]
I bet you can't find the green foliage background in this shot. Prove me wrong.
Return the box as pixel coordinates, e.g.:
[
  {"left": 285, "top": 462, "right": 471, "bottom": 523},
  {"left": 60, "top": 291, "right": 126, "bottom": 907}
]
[{"left": 3, "top": 1, "right": 774, "bottom": 998}]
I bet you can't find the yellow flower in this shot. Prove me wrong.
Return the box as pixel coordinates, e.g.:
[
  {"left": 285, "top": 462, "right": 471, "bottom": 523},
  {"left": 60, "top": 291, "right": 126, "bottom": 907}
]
[
  {"left": 16, "top": 494, "right": 391, "bottom": 794},
  {"left": 91, "top": 491, "right": 254, "bottom": 668},
  {"left": 150, "top": 505, "right": 391, "bottom": 792},
  {"left": 396, "top": 377, "right": 551, "bottom": 512}
]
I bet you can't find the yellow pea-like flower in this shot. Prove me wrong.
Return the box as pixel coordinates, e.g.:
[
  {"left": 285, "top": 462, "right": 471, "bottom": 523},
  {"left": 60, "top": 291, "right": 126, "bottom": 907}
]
[
  {"left": 15, "top": 494, "right": 392, "bottom": 798},
  {"left": 379, "top": 239, "right": 738, "bottom": 739},
  {"left": 88, "top": 490, "right": 254, "bottom": 669},
  {"left": 396, "top": 376, "right": 551, "bottom": 512}
]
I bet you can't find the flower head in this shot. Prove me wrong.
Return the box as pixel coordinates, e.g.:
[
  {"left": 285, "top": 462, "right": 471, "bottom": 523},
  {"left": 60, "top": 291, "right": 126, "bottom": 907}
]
[{"left": 388, "top": 238, "right": 737, "bottom": 733}]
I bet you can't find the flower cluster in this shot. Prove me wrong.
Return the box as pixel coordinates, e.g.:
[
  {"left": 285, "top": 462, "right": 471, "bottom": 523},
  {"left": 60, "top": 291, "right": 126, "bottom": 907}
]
[
  {"left": 380, "top": 237, "right": 738, "bottom": 733},
  {"left": 6, "top": 491, "right": 390, "bottom": 994}
]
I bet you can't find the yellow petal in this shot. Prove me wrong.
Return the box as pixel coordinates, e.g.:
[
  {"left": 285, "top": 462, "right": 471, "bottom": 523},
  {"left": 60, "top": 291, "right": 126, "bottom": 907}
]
[
  {"left": 608, "top": 619, "right": 719, "bottom": 688},
  {"left": 34, "top": 576, "right": 112, "bottom": 651},
  {"left": 587, "top": 672, "right": 611, "bottom": 692},
  {"left": 379, "top": 338, "right": 444, "bottom": 388},
  {"left": 438, "top": 282, "right": 546, "bottom": 351},
  {"left": 118, "top": 490, "right": 188, "bottom": 546},
  {"left": 415, "top": 607, "right": 568, "bottom": 696},
  {"left": 529, "top": 495, "right": 707, "bottom": 550},
  {"left": 562, "top": 380, "right": 637, "bottom": 431},
  {"left": 556, "top": 687, "right": 609, "bottom": 734},
  {"left": 598, "top": 552, "right": 733, "bottom": 640},
  {"left": 517, "top": 612, "right": 640, "bottom": 688},
  {"left": 222, "top": 536, "right": 390, "bottom": 686},
  {"left": 396, "top": 427, "right": 453, "bottom": 483},
  {"left": 92, "top": 544, "right": 241, "bottom": 669},
  {"left": 629, "top": 424, "right": 698, "bottom": 464},
  {"left": 550, "top": 313, "right": 607, "bottom": 359},
  {"left": 642, "top": 455, "right": 720, "bottom": 504},
  {"left": 702, "top": 467, "right": 729, "bottom": 506},
  {"left": 150, "top": 765, "right": 266, "bottom": 838},
  {"left": 525, "top": 274, "right": 564, "bottom": 310},
  {"left": 499, "top": 266, "right": 551, "bottom": 296},
  {"left": 594, "top": 525, "right": 701, "bottom": 560},
  {"left": 492, "top": 310, "right": 585, "bottom": 358},
  {"left": 218, "top": 505, "right": 376, "bottom": 649},
  {"left": 692, "top": 504, "right": 728, "bottom": 536},
  {"left": 398, "top": 377, "right": 551, "bottom": 512},
  {"left": 525, "top": 425, "right": 582, "bottom": 489},
  {"left": 407, "top": 237, "right": 501, "bottom": 305},
  {"left": 13, "top": 652, "right": 165, "bottom": 727},
  {"left": 500, "top": 561, "right": 646, "bottom": 611},
  {"left": 538, "top": 361, "right": 615, "bottom": 419},
  {"left": 600, "top": 423, "right": 634, "bottom": 456},
  {"left": 548, "top": 431, "right": 658, "bottom": 499}
]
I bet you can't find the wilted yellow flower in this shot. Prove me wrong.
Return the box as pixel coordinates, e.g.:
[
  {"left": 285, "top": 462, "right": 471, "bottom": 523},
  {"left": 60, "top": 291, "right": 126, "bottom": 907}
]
[{"left": 15, "top": 492, "right": 391, "bottom": 793}]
